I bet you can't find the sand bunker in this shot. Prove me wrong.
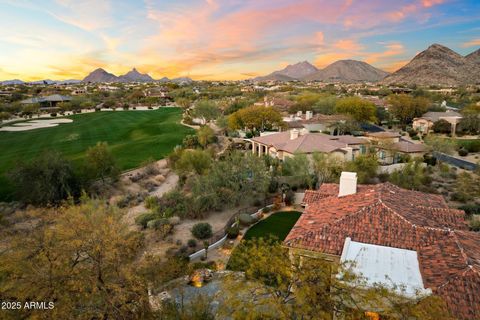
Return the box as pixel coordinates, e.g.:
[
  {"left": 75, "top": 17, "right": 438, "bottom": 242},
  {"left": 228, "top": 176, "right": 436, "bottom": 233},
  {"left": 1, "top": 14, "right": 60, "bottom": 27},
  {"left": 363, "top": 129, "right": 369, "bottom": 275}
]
[{"left": 0, "top": 118, "right": 73, "bottom": 132}]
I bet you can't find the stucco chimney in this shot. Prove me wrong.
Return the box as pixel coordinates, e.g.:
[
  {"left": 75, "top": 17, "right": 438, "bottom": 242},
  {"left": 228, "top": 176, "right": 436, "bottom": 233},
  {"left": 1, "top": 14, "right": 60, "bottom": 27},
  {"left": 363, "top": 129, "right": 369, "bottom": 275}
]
[
  {"left": 290, "top": 129, "right": 299, "bottom": 140},
  {"left": 306, "top": 111, "right": 313, "bottom": 120},
  {"left": 296, "top": 111, "right": 302, "bottom": 117},
  {"left": 338, "top": 172, "right": 357, "bottom": 197}
]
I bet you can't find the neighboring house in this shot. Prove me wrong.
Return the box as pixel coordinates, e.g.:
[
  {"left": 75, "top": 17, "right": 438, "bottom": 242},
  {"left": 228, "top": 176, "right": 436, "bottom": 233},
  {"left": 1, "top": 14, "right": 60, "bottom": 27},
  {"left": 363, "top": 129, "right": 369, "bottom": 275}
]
[
  {"left": 20, "top": 94, "right": 72, "bottom": 110},
  {"left": 71, "top": 88, "right": 86, "bottom": 95},
  {"left": 285, "top": 173, "right": 480, "bottom": 319},
  {"left": 302, "top": 113, "right": 351, "bottom": 133},
  {"left": 412, "top": 110, "right": 463, "bottom": 134},
  {"left": 283, "top": 112, "right": 352, "bottom": 133},
  {"left": 263, "top": 96, "right": 295, "bottom": 112},
  {"left": 250, "top": 129, "right": 367, "bottom": 161},
  {"left": 364, "top": 132, "right": 426, "bottom": 164}
]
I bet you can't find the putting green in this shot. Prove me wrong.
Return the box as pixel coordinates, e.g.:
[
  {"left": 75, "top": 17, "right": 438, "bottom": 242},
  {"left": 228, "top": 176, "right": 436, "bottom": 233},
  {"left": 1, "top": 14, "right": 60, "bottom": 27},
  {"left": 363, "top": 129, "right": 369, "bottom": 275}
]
[{"left": 0, "top": 108, "right": 194, "bottom": 201}]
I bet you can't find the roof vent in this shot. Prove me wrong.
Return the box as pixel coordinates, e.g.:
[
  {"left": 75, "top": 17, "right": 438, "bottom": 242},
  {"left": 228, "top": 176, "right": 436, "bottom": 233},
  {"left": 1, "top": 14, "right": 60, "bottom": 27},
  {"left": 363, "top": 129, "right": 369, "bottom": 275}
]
[{"left": 339, "top": 172, "right": 357, "bottom": 197}]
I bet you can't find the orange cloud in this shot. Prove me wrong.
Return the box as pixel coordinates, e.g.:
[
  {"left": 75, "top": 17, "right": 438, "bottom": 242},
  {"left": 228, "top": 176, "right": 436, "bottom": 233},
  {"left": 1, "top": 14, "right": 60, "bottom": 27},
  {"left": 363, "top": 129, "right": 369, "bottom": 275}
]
[
  {"left": 314, "top": 41, "right": 406, "bottom": 72},
  {"left": 382, "top": 59, "right": 410, "bottom": 72},
  {"left": 315, "top": 53, "right": 353, "bottom": 68},
  {"left": 365, "top": 43, "right": 405, "bottom": 64},
  {"left": 333, "top": 39, "right": 364, "bottom": 51},
  {"left": 462, "top": 39, "right": 480, "bottom": 48}
]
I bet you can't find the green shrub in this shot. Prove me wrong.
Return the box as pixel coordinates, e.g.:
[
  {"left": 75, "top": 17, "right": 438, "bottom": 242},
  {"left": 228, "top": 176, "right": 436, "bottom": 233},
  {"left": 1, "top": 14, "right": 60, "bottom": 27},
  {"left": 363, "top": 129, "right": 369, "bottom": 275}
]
[
  {"left": 192, "top": 260, "right": 217, "bottom": 270},
  {"left": 457, "top": 139, "right": 480, "bottom": 153},
  {"left": 268, "top": 180, "right": 278, "bottom": 193},
  {"left": 187, "top": 239, "right": 197, "bottom": 247},
  {"left": 470, "top": 218, "right": 480, "bottom": 231},
  {"left": 226, "top": 225, "right": 240, "bottom": 239},
  {"left": 135, "top": 212, "right": 159, "bottom": 229},
  {"left": 285, "top": 190, "right": 295, "bottom": 205},
  {"left": 238, "top": 213, "right": 255, "bottom": 226},
  {"left": 144, "top": 196, "right": 159, "bottom": 210},
  {"left": 450, "top": 192, "right": 471, "bottom": 203},
  {"left": 191, "top": 222, "right": 213, "bottom": 239},
  {"left": 458, "top": 148, "right": 469, "bottom": 157},
  {"left": 459, "top": 204, "right": 480, "bottom": 216},
  {"left": 147, "top": 218, "right": 169, "bottom": 229},
  {"left": 162, "top": 207, "right": 174, "bottom": 218}
]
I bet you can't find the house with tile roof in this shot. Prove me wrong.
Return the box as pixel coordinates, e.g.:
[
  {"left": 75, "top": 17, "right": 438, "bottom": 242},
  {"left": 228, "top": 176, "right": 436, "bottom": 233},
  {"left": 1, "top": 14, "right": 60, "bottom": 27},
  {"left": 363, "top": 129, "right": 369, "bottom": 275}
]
[
  {"left": 413, "top": 110, "right": 463, "bottom": 135},
  {"left": 285, "top": 173, "right": 480, "bottom": 319},
  {"left": 364, "top": 131, "right": 427, "bottom": 164},
  {"left": 250, "top": 129, "right": 368, "bottom": 161}
]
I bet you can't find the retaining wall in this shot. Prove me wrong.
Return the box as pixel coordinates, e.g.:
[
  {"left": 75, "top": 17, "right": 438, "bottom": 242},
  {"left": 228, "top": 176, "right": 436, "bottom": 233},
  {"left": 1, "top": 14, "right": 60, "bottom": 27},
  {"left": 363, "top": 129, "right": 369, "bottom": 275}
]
[{"left": 188, "top": 204, "right": 275, "bottom": 261}]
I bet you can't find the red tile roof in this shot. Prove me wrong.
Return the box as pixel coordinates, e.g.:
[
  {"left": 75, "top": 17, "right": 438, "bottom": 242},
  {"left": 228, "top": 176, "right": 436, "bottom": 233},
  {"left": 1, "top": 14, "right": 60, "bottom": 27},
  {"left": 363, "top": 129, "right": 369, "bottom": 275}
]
[{"left": 285, "top": 182, "right": 479, "bottom": 319}]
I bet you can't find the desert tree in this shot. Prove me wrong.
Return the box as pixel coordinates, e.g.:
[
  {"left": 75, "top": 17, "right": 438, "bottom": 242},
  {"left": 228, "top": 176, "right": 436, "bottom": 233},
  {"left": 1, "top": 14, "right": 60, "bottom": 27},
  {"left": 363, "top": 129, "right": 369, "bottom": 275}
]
[
  {"left": 0, "top": 199, "right": 150, "bottom": 319},
  {"left": 222, "top": 238, "right": 453, "bottom": 320},
  {"left": 7, "top": 150, "right": 78, "bottom": 205}
]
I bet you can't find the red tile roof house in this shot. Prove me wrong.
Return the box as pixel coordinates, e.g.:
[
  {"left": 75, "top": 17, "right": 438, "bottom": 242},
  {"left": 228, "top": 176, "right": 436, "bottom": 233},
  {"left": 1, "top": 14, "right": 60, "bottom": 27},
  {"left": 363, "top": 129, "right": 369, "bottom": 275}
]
[
  {"left": 284, "top": 172, "right": 480, "bottom": 319},
  {"left": 250, "top": 130, "right": 368, "bottom": 161}
]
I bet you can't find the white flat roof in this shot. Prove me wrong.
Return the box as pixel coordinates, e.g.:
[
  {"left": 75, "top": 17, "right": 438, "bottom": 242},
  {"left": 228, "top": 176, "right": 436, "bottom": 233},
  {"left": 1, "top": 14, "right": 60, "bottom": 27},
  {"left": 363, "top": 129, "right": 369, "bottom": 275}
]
[{"left": 340, "top": 238, "right": 431, "bottom": 297}]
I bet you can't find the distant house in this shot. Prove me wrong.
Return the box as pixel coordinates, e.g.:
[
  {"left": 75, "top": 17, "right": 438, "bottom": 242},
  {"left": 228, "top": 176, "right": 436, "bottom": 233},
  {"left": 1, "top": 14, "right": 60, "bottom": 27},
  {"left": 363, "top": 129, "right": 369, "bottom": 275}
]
[
  {"left": 283, "top": 112, "right": 352, "bottom": 133},
  {"left": 285, "top": 174, "right": 480, "bottom": 319},
  {"left": 263, "top": 96, "right": 295, "bottom": 112},
  {"left": 20, "top": 94, "right": 72, "bottom": 110},
  {"left": 364, "top": 131, "right": 426, "bottom": 164},
  {"left": 412, "top": 110, "right": 462, "bottom": 134},
  {"left": 250, "top": 129, "right": 367, "bottom": 161},
  {"left": 71, "top": 88, "right": 86, "bottom": 95}
]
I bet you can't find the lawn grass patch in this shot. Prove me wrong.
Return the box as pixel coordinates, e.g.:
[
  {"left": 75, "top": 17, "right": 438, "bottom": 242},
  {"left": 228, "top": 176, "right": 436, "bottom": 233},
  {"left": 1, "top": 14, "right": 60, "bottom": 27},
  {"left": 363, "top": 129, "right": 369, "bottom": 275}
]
[
  {"left": 0, "top": 108, "right": 193, "bottom": 201},
  {"left": 242, "top": 211, "right": 302, "bottom": 241},
  {"left": 456, "top": 139, "right": 480, "bottom": 153}
]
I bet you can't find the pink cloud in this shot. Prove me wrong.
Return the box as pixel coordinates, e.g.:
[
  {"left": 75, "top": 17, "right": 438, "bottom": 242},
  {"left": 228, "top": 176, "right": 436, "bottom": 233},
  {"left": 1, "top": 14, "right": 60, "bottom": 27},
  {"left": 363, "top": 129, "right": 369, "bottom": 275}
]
[
  {"left": 138, "top": 0, "right": 449, "bottom": 78},
  {"left": 422, "top": 0, "right": 444, "bottom": 8}
]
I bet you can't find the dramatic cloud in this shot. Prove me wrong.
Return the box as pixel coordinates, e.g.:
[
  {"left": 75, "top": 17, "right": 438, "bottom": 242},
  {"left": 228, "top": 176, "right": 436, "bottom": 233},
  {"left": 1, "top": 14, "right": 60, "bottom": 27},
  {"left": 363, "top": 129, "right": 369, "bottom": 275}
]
[{"left": 0, "top": 0, "right": 475, "bottom": 80}]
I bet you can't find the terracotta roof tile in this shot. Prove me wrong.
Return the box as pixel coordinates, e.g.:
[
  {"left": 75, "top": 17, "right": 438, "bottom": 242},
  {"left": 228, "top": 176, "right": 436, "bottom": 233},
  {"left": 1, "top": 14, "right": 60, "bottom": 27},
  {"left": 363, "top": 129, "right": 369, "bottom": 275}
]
[{"left": 286, "top": 182, "right": 479, "bottom": 319}]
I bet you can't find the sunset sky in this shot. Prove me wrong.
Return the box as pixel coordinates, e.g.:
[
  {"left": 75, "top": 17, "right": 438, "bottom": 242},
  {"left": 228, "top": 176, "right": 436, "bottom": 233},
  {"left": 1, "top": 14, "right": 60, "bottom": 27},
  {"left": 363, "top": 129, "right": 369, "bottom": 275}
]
[{"left": 0, "top": 0, "right": 479, "bottom": 81}]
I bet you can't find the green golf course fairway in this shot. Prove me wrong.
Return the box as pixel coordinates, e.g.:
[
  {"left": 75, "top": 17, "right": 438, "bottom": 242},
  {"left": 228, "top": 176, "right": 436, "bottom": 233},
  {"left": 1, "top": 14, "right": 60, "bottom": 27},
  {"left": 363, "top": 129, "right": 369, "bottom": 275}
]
[{"left": 0, "top": 108, "right": 194, "bottom": 201}]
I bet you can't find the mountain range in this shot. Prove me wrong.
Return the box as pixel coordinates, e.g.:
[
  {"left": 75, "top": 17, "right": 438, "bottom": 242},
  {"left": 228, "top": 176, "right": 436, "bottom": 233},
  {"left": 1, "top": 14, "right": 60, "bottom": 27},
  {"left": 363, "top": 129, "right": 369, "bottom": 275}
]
[
  {"left": 304, "top": 60, "right": 389, "bottom": 82},
  {"left": 0, "top": 79, "right": 81, "bottom": 86},
  {"left": 2, "top": 43, "right": 479, "bottom": 86},
  {"left": 82, "top": 68, "right": 193, "bottom": 84},
  {"left": 0, "top": 68, "right": 192, "bottom": 85},
  {"left": 382, "top": 44, "right": 480, "bottom": 86},
  {"left": 254, "top": 60, "right": 389, "bottom": 82}
]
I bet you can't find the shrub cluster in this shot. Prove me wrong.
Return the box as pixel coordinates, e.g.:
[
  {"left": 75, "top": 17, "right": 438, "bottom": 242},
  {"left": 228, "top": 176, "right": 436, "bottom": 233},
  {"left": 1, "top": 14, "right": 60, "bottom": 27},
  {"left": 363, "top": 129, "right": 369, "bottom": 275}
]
[{"left": 191, "top": 223, "right": 213, "bottom": 239}]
